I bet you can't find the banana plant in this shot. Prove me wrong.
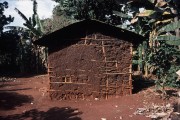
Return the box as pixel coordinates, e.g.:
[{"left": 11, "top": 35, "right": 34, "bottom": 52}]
[
  {"left": 14, "top": 0, "right": 43, "bottom": 39},
  {"left": 6, "top": 0, "right": 47, "bottom": 73},
  {"left": 130, "top": 0, "right": 180, "bottom": 92},
  {"left": 156, "top": 21, "right": 180, "bottom": 45}
]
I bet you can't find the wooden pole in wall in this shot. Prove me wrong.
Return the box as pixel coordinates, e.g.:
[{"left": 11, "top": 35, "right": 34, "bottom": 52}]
[
  {"left": 84, "top": 31, "right": 88, "bottom": 45},
  {"left": 102, "top": 40, "right": 108, "bottom": 99},
  {"left": 129, "top": 44, "right": 133, "bottom": 95},
  {"left": 115, "top": 61, "right": 118, "bottom": 97},
  {"left": 48, "top": 64, "right": 51, "bottom": 99},
  {"left": 115, "top": 80, "right": 118, "bottom": 97},
  {"left": 106, "top": 76, "right": 109, "bottom": 99}
]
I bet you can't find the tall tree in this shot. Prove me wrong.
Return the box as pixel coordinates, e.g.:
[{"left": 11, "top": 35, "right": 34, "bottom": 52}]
[
  {"left": 7, "top": 0, "right": 47, "bottom": 73},
  {"left": 0, "top": 1, "right": 14, "bottom": 37},
  {"left": 42, "top": 15, "right": 76, "bottom": 34},
  {"left": 52, "top": 0, "right": 121, "bottom": 22}
]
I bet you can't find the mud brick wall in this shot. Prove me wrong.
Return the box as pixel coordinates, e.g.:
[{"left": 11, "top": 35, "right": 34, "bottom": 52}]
[{"left": 48, "top": 33, "right": 132, "bottom": 100}]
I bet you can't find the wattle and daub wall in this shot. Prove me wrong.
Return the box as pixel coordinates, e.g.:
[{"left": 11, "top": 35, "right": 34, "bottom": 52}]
[{"left": 48, "top": 33, "right": 132, "bottom": 100}]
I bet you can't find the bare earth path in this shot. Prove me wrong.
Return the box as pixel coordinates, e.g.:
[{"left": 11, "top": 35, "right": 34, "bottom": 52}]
[{"left": 0, "top": 75, "right": 177, "bottom": 120}]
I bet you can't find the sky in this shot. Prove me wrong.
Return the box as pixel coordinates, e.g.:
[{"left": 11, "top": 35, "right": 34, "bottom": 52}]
[{"left": 4, "top": 0, "right": 58, "bottom": 27}]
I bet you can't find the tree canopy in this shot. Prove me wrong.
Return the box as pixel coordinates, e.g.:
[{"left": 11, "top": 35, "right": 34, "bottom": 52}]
[{"left": 0, "top": 1, "right": 14, "bottom": 36}]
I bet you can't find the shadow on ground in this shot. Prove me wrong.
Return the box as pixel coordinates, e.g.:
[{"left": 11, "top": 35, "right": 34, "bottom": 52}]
[
  {"left": 0, "top": 107, "right": 82, "bottom": 120},
  {"left": 132, "top": 76, "right": 155, "bottom": 94},
  {"left": 0, "top": 73, "right": 46, "bottom": 79},
  {"left": 0, "top": 88, "right": 32, "bottom": 92},
  {"left": 0, "top": 92, "right": 33, "bottom": 110},
  {"left": 0, "top": 84, "right": 22, "bottom": 88}
]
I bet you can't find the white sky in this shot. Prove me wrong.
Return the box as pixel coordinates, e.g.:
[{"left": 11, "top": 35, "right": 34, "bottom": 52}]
[{"left": 4, "top": 0, "right": 58, "bottom": 27}]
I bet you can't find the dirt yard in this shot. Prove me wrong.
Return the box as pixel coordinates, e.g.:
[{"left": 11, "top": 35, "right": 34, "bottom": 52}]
[{"left": 0, "top": 74, "right": 179, "bottom": 120}]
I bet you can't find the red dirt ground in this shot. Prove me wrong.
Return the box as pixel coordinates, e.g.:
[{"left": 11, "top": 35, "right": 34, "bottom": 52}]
[{"left": 0, "top": 74, "right": 178, "bottom": 120}]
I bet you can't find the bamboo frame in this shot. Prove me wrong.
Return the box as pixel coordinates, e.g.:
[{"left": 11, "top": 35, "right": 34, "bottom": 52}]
[
  {"left": 104, "top": 72, "right": 132, "bottom": 75},
  {"left": 101, "top": 39, "right": 109, "bottom": 99},
  {"left": 48, "top": 33, "right": 133, "bottom": 100},
  {"left": 81, "top": 38, "right": 116, "bottom": 41},
  {"left": 91, "top": 60, "right": 118, "bottom": 63},
  {"left": 50, "top": 82, "right": 91, "bottom": 85},
  {"left": 100, "top": 85, "right": 130, "bottom": 87},
  {"left": 48, "top": 64, "right": 53, "bottom": 100}
]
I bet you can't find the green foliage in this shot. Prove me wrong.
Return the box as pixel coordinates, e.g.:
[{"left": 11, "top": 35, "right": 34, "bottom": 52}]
[
  {"left": 42, "top": 15, "right": 76, "bottom": 34},
  {"left": 0, "top": 1, "right": 14, "bottom": 36},
  {"left": 130, "top": 0, "right": 180, "bottom": 90},
  {"left": 165, "top": 65, "right": 180, "bottom": 88},
  {"left": 14, "top": 0, "right": 43, "bottom": 38},
  {"left": 157, "top": 35, "right": 180, "bottom": 41},
  {"left": 4, "top": 0, "right": 47, "bottom": 73},
  {"left": 148, "top": 41, "right": 180, "bottom": 88},
  {"left": 112, "top": 11, "right": 131, "bottom": 18},
  {"left": 14, "top": 8, "right": 31, "bottom": 25},
  {"left": 53, "top": 0, "right": 121, "bottom": 22},
  {"left": 158, "top": 21, "right": 180, "bottom": 34},
  {"left": 138, "top": 44, "right": 143, "bottom": 70},
  {"left": 166, "top": 40, "right": 180, "bottom": 46}
]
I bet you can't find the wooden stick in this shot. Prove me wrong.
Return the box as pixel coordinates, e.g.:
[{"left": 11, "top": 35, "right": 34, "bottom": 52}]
[
  {"left": 49, "top": 82, "right": 91, "bottom": 85},
  {"left": 115, "top": 81, "right": 118, "bottom": 97},
  {"left": 48, "top": 64, "right": 52, "bottom": 100},
  {"left": 73, "top": 44, "right": 99, "bottom": 47},
  {"left": 48, "top": 67, "right": 54, "bottom": 69},
  {"left": 91, "top": 60, "right": 118, "bottom": 63},
  {"left": 129, "top": 44, "right": 133, "bottom": 95},
  {"left": 106, "top": 77, "right": 109, "bottom": 100},
  {"left": 96, "top": 45, "right": 112, "bottom": 47},
  {"left": 81, "top": 38, "right": 116, "bottom": 41},
  {"left": 84, "top": 33, "right": 87, "bottom": 45},
  {"left": 104, "top": 72, "right": 132, "bottom": 75},
  {"left": 115, "top": 61, "right": 118, "bottom": 71}
]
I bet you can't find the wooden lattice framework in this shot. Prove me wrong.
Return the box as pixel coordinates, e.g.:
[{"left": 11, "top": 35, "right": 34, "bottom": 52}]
[{"left": 47, "top": 33, "right": 133, "bottom": 100}]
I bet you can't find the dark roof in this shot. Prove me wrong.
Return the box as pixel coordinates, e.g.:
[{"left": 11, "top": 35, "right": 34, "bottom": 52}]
[{"left": 34, "top": 19, "right": 145, "bottom": 46}]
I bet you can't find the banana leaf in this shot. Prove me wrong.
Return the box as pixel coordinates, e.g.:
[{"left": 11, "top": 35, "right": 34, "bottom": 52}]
[
  {"left": 131, "top": 17, "right": 138, "bottom": 24},
  {"left": 35, "top": 15, "right": 44, "bottom": 35},
  {"left": 132, "top": 60, "right": 144, "bottom": 65},
  {"left": 148, "top": 0, "right": 155, "bottom": 3},
  {"left": 166, "top": 40, "right": 180, "bottom": 46},
  {"left": 158, "top": 21, "right": 180, "bottom": 34},
  {"left": 162, "top": 11, "right": 171, "bottom": 15},
  {"left": 155, "top": 19, "right": 172, "bottom": 25},
  {"left": 33, "top": 0, "right": 37, "bottom": 15},
  {"left": 157, "top": 35, "right": 180, "bottom": 41},
  {"left": 4, "top": 26, "right": 27, "bottom": 31},
  {"left": 14, "top": 8, "right": 32, "bottom": 26},
  {"left": 32, "top": 14, "right": 36, "bottom": 27},
  {"left": 113, "top": 11, "right": 131, "bottom": 18},
  {"left": 132, "top": 60, "right": 139, "bottom": 64},
  {"left": 137, "top": 10, "right": 156, "bottom": 17},
  {"left": 155, "top": 1, "right": 167, "bottom": 7}
]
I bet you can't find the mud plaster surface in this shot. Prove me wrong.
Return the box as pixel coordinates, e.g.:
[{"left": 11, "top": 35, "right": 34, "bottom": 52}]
[{"left": 48, "top": 33, "right": 132, "bottom": 100}]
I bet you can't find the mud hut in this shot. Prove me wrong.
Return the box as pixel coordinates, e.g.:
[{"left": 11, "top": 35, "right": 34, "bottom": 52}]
[{"left": 35, "top": 19, "right": 144, "bottom": 100}]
